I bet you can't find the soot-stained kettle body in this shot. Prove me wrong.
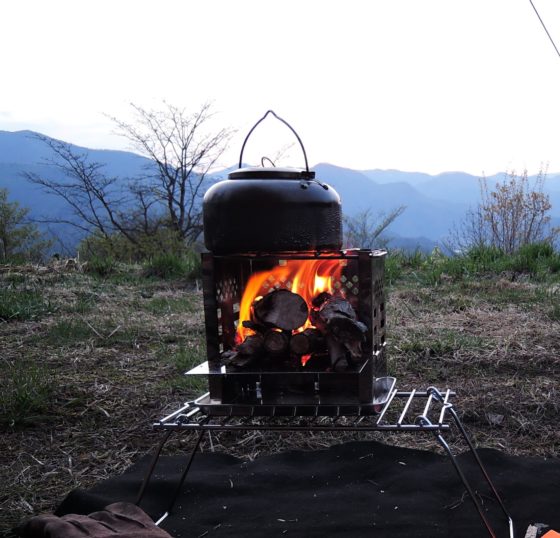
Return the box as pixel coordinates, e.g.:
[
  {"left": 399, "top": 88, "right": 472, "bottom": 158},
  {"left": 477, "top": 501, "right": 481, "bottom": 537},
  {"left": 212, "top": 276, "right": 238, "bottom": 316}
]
[
  {"left": 203, "top": 166, "right": 342, "bottom": 254},
  {"left": 202, "top": 110, "right": 343, "bottom": 254}
]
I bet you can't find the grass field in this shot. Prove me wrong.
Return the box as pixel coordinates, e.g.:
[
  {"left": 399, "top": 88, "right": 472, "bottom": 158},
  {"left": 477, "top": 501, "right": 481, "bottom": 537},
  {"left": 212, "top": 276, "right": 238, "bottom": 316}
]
[{"left": 1, "top": 250, "right": 559, "bottom": 535}]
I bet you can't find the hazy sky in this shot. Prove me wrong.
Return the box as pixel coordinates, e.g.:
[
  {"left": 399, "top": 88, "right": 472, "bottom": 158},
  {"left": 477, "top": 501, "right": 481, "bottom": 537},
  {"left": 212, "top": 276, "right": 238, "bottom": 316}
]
[{"left": 2, "top": 0, "right": 560, "bottom": 175}]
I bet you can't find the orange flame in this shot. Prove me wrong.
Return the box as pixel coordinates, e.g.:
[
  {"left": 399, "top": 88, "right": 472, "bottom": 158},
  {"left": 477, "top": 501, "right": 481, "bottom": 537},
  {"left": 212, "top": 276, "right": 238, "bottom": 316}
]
[{"left": 237, "top": 259, "right": 344, "bottom": 342}]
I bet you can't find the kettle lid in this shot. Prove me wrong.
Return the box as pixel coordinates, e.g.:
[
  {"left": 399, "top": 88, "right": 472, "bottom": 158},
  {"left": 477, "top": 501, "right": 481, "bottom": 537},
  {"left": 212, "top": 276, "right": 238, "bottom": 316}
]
[{"left": 228, "top": 167, "right": 315, "bottom": 180}]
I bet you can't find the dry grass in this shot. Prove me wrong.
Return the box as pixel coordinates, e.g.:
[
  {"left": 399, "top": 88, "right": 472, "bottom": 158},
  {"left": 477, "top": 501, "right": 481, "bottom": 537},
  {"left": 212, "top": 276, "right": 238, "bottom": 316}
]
[{"left": 1, "top": 262, "right": 559, "bottom": 536}]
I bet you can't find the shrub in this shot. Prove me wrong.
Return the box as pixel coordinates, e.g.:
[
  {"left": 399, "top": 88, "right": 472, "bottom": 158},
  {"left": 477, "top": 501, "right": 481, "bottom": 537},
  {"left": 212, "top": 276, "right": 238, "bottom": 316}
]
[
  {"left": 0, "top": 188, "right": 52, "bottom": 263},
  {"left": 384, "top": 252, "right": 404, "bottom": 283},
  {"left": 84, "top": 255, "right": 117, "bottom": 277},
  {"left": 517, "top": 242, "right": 555, "bottom": 259},
  {"left": 451, "top": 169, "right": 559, "bottom": 254},
  {"left": 143, "top": 251, "right": 201, "bottom": 280},
  {"left": 467, "top": 245, "right": 504, "bottom": 265},
  {"left": 79, "top": 229, "right": 194, "bottom": 263}
]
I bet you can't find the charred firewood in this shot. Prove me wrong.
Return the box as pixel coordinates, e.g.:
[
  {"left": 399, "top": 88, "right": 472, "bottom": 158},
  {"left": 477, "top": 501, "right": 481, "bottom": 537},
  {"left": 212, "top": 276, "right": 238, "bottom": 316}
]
[
  {"left": 328, "top": 315, "right": 367, "bottom": 359},
  {"left": 263, "top": 329, "right": 290, "bottom": 355},
  {"left": 317, "top": 296, "right": 360, "bottom": 323},
  {"left": 326, "top": 334, "right": 347, "bottom": 367},
  {"left": 289, "top": 328, "right": 324, "bottom": 355},
  {"left": 237, "top": 333, "right": 265, "bottom": 355},
  {"left": 252, "top": 289, "right": 309, "bottom": 331},
  {"left": 221, "top": 333, "right": 265, "bottom": 368},
  {"left": 242, "top": 320, "right": 267, "bottom": 333},
  {"left": 312, "top": 295, "right": 367, "bottom": 361},
  {"left": 221, "top": 349, "right": 254, "bottom": 368},
  {"left": 311, "top": 291, "right": 332, "bottom": 309}
]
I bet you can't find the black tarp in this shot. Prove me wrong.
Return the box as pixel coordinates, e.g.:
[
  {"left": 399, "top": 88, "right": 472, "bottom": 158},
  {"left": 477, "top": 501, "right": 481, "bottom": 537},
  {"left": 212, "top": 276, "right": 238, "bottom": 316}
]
[{"left": 56, "top": 440, "right": 560, "bottom": 538}]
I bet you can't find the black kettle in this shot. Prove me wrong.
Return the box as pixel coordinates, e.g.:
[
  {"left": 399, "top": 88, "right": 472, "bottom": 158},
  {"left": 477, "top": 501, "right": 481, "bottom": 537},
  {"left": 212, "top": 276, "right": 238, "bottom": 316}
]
[{"left": 203, "top": 111, "right": 342, "bottom": 254}]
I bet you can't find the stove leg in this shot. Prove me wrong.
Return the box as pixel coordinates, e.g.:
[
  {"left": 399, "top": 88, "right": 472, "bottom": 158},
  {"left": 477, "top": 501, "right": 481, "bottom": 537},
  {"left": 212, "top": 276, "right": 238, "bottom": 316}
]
[
  {"left": 420, "top": 387, "right": 515, "bottom": 538},
  {"left": 154, "top": 428, "right": 206, "bottom": 527},
  {"left": 135, "top": 429, "right": 174, "bottom": 507}
]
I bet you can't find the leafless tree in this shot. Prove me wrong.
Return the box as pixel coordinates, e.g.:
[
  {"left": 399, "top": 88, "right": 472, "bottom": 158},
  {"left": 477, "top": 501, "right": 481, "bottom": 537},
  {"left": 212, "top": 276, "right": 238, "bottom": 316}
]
[
  {"left": 450, "top": 168, "right": 559, "bottom": 254},
  {"left": 343, "top": 206, "right": 406, "bottom": 249},
  {"left": 25, "top": 102, "right": 232, "bottom": 253},
  {"left": 108, "top": 102, "right": 231, "bottom": 244}
]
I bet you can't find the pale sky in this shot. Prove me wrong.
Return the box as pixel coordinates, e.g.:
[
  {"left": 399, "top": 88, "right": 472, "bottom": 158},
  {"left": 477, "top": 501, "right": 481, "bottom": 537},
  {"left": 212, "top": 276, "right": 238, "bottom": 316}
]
[{"left": 1, "top": 0, "right": 559, "bottom": 176}]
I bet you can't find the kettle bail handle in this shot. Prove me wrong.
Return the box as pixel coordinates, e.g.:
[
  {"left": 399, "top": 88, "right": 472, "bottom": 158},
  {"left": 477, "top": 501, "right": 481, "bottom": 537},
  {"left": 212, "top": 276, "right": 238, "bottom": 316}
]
[{"left": 238, "top": 110, "right": 311, "bottom": 174}]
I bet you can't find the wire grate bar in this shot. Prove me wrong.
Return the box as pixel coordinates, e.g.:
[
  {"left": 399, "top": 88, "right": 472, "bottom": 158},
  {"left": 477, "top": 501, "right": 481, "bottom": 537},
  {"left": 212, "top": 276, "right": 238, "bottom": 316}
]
[
  {"left": 376, "top": 388, "right": 398, "bottom": 425},
  {"left": 397, "top": 389, "right": 416, "bottom": 427},
  {"left": 438, "top": 389, "right": 451, "bottom": 427},
  {"left": 153, "top": 422, "right": 450, "bottom": 433},
  {"left": 420, "top": 393, "right": 434, "bottom": 423},
  {"left": 154, "top": 389, "right": 458, "bottom": 433},
  {"left": 158, "top": 402, "right": 194, "bottom": 425}
]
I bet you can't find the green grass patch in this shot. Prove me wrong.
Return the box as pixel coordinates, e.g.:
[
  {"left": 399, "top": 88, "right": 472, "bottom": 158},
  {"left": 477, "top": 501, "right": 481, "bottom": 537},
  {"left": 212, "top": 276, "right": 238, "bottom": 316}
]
[
  {"left": 45, "top": 320, "right": 94, "bottom": 344},
  {"left": 548, "top": 303, "right": 560, "bottom": 321},
  {"left": 84, "top": 255, "right": 117, "bottom": 277},
  {"left": 0, "top": 288, "right": 54, "bottom": 322},
  {"left": 143, "top": 251, "right": 201, "bottom": 280},
  {"left": 395, "top": 329, "right": 485, "bottom": 358},
  {"left": 106, "top": 271, "right": 152, "bottom": 286},
  {"left": 0, "top": 360, "right": 53, "bottom": 427},
  {"left": 102, "top": 326, "right": 148, "bottom": 348},
  {"left": 387, "top": 243, "right": 560, "bottom": 288},
  {"left": 1, "top": 273, "right": 28, "bottom": 285},
  {"left": 65, "top": 291, "right": 98, "bottom": 314},
  {"left": 158, "top": 339, "right": 207, "bottom": 394},
  {"left": 144, "top": 296, "right": 195, "bottom": 315},
  {"left": 45, "top": 320, "right": 150, "bottom": 348}
]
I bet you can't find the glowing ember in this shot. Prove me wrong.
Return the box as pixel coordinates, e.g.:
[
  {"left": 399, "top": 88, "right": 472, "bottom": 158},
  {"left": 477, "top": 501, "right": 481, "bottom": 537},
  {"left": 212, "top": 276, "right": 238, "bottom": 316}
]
[{"left": 237, "top": 259, "right": 345, "bottom": 343}]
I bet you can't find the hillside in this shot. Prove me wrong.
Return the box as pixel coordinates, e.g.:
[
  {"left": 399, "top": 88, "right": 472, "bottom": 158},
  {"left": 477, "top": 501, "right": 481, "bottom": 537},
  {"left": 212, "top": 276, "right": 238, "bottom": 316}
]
[
  {"left": 314, "top": 163, "right": 469, "bottom": 242},
  {"left": 0, "top": 130, "right": 152, "bottom": 212},
  {"left": 1, "top": 129, "right": 559, "bottom": 253}
]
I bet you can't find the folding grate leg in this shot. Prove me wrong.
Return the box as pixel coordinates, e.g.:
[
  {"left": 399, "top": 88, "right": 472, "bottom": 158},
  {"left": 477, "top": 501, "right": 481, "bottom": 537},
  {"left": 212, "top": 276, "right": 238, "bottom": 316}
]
[
  {"left": 135, "top": 429, "right": 174, "bottom": 507},
  {"left": 135, "top": 427, "right": 207, "bottom": 527},
  {"left": 154, "top": 428, "right": 206, "bottom": 526},
  {"left": 420, "top": 387, "right": 515, "bottom": 538}
]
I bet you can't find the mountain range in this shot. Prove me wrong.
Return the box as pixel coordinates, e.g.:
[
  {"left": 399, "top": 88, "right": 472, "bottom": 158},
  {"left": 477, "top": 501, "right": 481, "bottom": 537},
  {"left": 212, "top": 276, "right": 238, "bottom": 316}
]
[{"left": 1, "top": 129, "right": 559, "bottom": 253}]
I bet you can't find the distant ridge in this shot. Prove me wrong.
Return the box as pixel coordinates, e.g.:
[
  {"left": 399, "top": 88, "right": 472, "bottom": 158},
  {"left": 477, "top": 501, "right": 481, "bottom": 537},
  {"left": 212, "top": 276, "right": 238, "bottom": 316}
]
[{"left": 0, "top": 129, "right": 558, "bottom": 253}]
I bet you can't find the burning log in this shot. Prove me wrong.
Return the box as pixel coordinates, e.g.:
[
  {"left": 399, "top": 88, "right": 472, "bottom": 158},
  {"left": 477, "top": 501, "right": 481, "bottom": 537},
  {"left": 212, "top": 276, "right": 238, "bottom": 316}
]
[
  {"left": 237, "top": 333, "right": 265, "bottom": 355},
  {"left": 327, "top": 315, "right": 367, "bottom": 359},
  {"left": 263, "top": 329, "right": 290, "bottom": 355},
  {"left": 311, "top": 294, "right": 367, "bottom": 361},
  {"left": 221, "top": 350, "right": 254, "bottom": 368},
  {"left": 290, "top": 328, "right": 323, "bottom": 355},
  {"left": 242, "top": 320, "right": 267, "bottom": 333},
  {"left": 228, "top": 289, "right": 366, "bottom": 371},
  {"left": 252, "top": 289, "right": 309, "bottom": 331},
  {"left": 311, "top": 295, "right": 359, "bottom": 327},
  {"left": 221, "top": 333, "right": 264, "bottom": 367},
  {"left": 326, "top": 334, "right": 347, "bottom": 366},
  {"left": 241, "top": 320, "right": 290, "bottom": 357}
]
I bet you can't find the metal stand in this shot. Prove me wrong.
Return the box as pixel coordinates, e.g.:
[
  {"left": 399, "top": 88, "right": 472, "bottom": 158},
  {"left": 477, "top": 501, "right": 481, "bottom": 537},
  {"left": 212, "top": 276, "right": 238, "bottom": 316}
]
[{"left": 137, "top": 387, "right": 514, "bottom": 538}]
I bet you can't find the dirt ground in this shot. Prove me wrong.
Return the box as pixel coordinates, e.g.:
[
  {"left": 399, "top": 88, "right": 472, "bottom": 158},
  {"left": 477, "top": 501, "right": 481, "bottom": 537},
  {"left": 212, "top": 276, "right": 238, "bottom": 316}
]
[{"left": 1, "top": 263, "right": 559, "bottom": 536}]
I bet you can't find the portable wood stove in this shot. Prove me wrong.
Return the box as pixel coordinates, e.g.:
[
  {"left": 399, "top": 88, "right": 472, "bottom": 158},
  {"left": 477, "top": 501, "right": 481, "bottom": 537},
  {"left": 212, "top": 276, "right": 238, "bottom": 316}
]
[
  {"left": 192, "top": 249, "right": 388, "bottom": 415},
  {"left": 138, "top": 111, "right": 515, "bottom": 538}
]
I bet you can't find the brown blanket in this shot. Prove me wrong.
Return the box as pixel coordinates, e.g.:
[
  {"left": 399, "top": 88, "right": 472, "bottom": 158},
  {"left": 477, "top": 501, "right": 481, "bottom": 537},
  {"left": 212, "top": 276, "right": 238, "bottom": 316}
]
[{"left": 17, "top": 502, "right": 172, "bottom": 538}]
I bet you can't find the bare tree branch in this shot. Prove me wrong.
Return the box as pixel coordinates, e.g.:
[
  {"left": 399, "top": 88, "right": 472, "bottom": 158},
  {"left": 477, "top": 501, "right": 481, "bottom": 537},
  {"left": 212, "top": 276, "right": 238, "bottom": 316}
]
[
  {"left": 24, "top": 103, "right": 233, "bottom": 254},
  {"left": 449, "top": 167, "right": 559, "bottom": 253},
  {"left": 343, "top": 206, "right": 406, "bottom": 249}
]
